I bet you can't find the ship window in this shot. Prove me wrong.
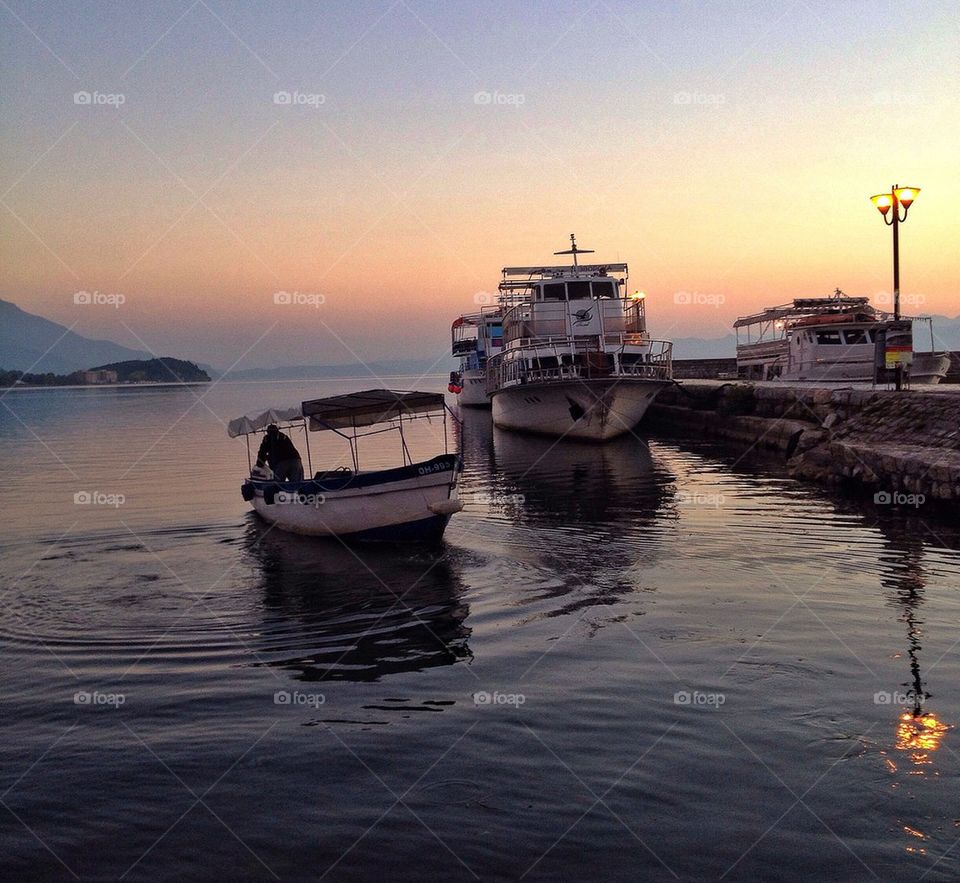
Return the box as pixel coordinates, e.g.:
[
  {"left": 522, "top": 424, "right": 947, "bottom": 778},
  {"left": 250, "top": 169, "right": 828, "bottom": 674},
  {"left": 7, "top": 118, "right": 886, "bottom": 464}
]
[
  {"left": 844, "top": 329, "right": 868, "bottom": 345},
  {"left": 567, "top": 281, "right": 591, "bottom": 299},
  {"left": 816, "top": 330, "right": 843, "bottom": 345},
  {"left": 867, "top": 329, "right": 876, "bottom": 342},
  {"left": 542, "top": 283, "right": 566, "bottom": 300},
  {"left": 592, "top": 281, "right": 615, "bottom": 298}
]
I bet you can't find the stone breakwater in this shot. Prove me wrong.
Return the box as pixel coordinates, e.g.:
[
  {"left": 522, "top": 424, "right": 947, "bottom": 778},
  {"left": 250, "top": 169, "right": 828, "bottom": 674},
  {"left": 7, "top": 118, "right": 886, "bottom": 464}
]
[{"left": 649, "top": 381, "right": 960, "bottom": 508}]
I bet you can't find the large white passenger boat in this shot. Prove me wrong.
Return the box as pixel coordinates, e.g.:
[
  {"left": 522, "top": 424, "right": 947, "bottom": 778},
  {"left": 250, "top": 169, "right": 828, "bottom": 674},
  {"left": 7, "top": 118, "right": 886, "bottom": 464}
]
[
  {"left": 485, "top": 236, "right": 673, "bottom": 441},
  {"left": 735, "top": 291, "right": 949, "bottom": 384},
  {"left": 450, "top": 310, "right": 502, "bottom": 407}
]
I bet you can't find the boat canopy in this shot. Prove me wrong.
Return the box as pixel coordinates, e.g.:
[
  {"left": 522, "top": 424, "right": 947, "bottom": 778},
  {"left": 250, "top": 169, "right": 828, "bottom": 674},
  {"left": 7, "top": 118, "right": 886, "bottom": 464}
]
[
  {"left": 301, "top": 389, "right": 446, "bottom": 431},
  {"left": 227, "top": 406, "right": 303, "bottom": 438},
  {"left": 734, "top": 296, "right": 872, "bottom": 328}
]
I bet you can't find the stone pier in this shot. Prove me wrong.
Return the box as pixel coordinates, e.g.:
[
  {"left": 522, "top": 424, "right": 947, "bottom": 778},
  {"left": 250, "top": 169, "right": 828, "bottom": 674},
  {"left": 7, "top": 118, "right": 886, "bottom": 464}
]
[{"left": 648, "top": 381, "right": 960, "bottom": 507}]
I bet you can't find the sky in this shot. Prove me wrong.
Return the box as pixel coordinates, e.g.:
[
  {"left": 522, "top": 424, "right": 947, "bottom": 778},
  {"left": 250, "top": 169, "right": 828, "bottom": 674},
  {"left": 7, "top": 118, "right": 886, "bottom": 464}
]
[{"left": 1, "top": 0, "right": 958, "bottom": 370}]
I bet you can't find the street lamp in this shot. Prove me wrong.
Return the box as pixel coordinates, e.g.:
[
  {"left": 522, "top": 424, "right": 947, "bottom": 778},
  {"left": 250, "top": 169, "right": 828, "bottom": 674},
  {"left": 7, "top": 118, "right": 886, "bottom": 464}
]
[
  {"left": 870, "top": 184, "right": 921, "bottom": 321},
  {"left": 870, "top": 183, "right": 920, "bottom": 389}
]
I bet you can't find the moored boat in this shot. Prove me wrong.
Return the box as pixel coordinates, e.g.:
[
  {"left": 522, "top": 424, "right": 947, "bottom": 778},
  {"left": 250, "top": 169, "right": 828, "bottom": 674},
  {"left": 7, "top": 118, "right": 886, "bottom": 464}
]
[
  {"left": 485, "top": 235, "right": 673, "bottom": 441},
  {"left": 228, "top": 389, "right": 463, "bottom": 542},
  {"left": 450, "top": 310, "right": 502, "bottom": 407},
  {"left": 735, "top": 290, "right": 949, "bottom": 384}
]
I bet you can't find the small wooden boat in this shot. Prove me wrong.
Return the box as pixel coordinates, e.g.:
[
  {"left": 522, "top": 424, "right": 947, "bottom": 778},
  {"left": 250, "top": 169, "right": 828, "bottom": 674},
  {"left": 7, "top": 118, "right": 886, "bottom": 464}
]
[{"left": 228, "top": 389, "right": 463, "bottom": 542}]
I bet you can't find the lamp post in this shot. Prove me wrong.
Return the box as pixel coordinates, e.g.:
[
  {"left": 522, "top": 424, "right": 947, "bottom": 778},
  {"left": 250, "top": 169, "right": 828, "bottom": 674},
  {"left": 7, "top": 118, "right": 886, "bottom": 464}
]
[{"left": 870, "top": 184, "right": 920, "bottom": 389}]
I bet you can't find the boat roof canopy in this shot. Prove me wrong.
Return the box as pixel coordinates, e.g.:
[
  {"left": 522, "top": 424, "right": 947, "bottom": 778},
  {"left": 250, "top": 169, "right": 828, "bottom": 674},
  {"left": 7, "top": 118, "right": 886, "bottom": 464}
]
[
  {"left": 227, "top": 406, "right": 303, "bottom": 438},
  {"left": 301, "top": 389, "right": 446, "bottom": 431},
  {"left": 501, "top": 263, "right": 627, "bottom": 278},
  {"left": 734, "top": 296, "right": 873, "bottom": 328}
]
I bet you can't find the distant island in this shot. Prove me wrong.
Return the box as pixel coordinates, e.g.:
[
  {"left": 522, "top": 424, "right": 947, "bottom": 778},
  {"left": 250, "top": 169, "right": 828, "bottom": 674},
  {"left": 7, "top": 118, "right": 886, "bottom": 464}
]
[{"left": 1, "top": 357, "right": 210, "bottom": 388}]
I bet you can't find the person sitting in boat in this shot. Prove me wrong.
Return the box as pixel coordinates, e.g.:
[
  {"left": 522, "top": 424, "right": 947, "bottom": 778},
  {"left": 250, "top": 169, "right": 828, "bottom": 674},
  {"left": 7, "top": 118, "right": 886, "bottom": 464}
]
[{"left": 256, "top": 424, "right": 304, "bottom": 482}]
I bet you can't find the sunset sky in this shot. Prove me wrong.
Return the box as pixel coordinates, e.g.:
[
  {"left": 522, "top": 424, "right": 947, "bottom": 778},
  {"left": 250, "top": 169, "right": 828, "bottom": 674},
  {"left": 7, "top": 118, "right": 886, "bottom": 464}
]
[{"left": 2, "top": 0, "right": 958, "bottom": 370}]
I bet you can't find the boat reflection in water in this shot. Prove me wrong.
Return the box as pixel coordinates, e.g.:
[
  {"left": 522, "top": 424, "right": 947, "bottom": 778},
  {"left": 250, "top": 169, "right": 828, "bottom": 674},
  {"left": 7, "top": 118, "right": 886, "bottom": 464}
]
[
  {"left": 490, "top": 427, "right": 671, "bottom": 528},
  {"left": 479, "top": 427, "right": 673, "bottom": 619},
  {"left": 242, "top": 520, "right": 472, "bottom": 683}
]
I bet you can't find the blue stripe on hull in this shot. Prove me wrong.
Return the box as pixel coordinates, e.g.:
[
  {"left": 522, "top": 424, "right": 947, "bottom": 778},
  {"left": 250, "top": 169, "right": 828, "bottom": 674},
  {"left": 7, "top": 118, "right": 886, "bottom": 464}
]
[
  {"left": 341, "top": 514, "right": 452, "bottom": 544},
  {"left": 250, "top": 510, "right": 452, "bottom": 544}
]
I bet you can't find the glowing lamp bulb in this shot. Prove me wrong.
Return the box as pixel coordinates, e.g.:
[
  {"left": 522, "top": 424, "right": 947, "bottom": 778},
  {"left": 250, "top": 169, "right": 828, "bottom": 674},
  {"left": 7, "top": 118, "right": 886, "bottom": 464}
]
[
  {"left": 895, "top": 186, "right": 920, "bottom": 208},
  {"left": 632, "top": 290, "right": 647, "bottom": 301},
  {"left": 871, "top": 193, "right": 893, "bottom": 215}
]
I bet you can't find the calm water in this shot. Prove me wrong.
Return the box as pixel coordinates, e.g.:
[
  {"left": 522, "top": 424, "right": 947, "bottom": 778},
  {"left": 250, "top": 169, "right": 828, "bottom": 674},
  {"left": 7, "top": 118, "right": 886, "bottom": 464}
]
[{"left": 3, "top": 379, "right": 960, "bottom": 881}]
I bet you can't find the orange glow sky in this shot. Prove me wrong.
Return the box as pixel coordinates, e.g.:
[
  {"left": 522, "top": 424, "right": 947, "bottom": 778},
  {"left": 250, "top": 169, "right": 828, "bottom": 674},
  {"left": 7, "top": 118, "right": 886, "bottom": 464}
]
[{"left": 2, "top": 1, "right": 958, "bottom": 368}]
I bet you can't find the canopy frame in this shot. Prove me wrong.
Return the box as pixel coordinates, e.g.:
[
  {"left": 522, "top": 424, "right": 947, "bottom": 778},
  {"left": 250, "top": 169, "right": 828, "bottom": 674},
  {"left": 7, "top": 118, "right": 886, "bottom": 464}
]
[{"left": 230, "top": 389, "right": 461, "bottom": 479}]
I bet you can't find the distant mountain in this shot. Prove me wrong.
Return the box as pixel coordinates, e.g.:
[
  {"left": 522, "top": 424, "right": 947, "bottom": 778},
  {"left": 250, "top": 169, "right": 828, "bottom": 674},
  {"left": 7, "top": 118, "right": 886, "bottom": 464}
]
[
  {"left": 90, "top": 357, "right": 210, "bottom": 383},
  {"left": 225, "top": 358, "right": 446, "bottom": 381},
  {"left": 671, "top": 334, "right": 737, "bottom": 359},
  {"left": 0, "top": 298, "right": 149, "bottom": 373},
  {"left": 920, "top": 315, "right": 960, "bottom": 351}
]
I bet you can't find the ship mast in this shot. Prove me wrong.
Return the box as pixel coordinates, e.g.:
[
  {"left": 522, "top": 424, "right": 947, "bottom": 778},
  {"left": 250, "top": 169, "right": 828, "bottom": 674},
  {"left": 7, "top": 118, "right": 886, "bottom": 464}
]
[{"left": 554, "top": 233, "right": 594, "bottom": 269}]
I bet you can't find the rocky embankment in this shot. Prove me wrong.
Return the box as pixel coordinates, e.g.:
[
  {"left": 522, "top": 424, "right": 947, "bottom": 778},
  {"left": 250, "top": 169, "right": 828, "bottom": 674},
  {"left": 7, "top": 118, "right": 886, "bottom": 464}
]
[{"left": 649, "top": 382, "right": 960, "bottom": 507}]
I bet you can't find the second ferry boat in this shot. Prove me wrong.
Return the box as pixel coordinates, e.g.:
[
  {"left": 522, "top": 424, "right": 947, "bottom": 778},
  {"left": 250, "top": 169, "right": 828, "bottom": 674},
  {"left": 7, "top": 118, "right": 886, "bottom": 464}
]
[{"left": 484, "top": 235, "right": 673, "bottom": 441}]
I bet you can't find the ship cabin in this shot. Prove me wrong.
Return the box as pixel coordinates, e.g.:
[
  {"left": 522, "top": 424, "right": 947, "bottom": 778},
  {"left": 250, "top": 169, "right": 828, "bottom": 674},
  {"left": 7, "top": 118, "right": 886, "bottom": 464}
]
[
  {"left": 451, "top": 311, "right": 503, "bottom": 373},
  {"left": 488, "top": 260, "right": 672, "bottom": 390},
  {"left": 497, "top": 263, "right": 647, "bottom": 347}
]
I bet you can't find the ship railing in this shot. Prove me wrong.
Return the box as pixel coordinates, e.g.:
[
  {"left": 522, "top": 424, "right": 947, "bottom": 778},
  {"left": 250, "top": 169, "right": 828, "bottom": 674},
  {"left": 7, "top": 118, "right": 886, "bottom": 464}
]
[
  {"left": 500, "top": 298, "right": 645, "bottom": 344},
  {"left": 486, "top": 338, "right": 672, "bottom": 392}
]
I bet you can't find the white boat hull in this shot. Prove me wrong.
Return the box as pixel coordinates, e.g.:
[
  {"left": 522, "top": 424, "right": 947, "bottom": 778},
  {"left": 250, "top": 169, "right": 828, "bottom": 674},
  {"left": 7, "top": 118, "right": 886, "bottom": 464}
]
[
  {"left": 912, "top": 352, "right": 950, "bottom": 384},
  {"left": 246, "top": 461, "right": 460, "bottom": 541},
  {"left": 491, "top": 378, "right": 667, "bottom": 441},
  {"left": 458, "top": 368, "right": 489, "bottom": 407}
]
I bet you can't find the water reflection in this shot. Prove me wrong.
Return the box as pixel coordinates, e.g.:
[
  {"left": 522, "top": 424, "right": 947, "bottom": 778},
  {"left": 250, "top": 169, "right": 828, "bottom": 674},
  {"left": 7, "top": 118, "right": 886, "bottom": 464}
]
[
  {"left": 243, "top": 520, "right": 472, "bottom": 682},
  {"left": 877, "top": 516, "right": 954, "bottom": 771},
  {"left": 467, "top": 428, "right": 674, "bottom": 621},
  {"left": 491, "top": 428, "right": 671, "bottom": 529}
]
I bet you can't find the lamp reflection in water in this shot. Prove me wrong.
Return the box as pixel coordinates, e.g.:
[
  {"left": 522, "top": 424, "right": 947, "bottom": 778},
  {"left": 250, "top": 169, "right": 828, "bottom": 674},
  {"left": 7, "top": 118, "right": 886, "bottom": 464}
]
[
  {"left": 870, "top": 517, "right": 957, "bottom": 858},
  {"left": 875, "top": 518, "right": 952, "bottom": 788},
  {"left": 894, "top": 710, "right": 948, "bottom": 765}
]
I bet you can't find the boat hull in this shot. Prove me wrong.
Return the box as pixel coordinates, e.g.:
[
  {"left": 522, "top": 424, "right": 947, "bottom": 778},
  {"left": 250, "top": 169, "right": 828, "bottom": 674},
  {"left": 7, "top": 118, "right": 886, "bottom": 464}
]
[
  {"left": 490, "top": 379, "right": 667, "bottom": 441},
  {"left": 243, "top": 455, "right": 461, "bottom": 541},
  {"left": 912, "top": 352, "right": 950, "bottom": 385},
  {"left": 458, "top": 368, "right": 490, "bottom": 407}
]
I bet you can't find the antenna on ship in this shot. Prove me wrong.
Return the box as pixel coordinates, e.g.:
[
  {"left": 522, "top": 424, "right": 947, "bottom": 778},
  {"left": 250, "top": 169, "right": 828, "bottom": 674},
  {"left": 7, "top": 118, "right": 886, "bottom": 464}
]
[{"left": 554, "top": 233, "right": 594, "bottom": 269}]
